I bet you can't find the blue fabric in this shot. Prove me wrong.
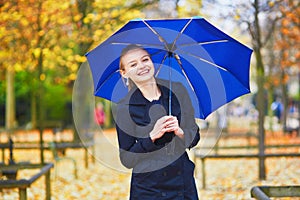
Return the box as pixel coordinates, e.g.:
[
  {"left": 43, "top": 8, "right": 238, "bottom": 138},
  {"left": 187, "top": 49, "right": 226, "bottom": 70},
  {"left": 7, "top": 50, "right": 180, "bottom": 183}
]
[{"left": 86, "top": 17, "right": 253, "bottom": 119}]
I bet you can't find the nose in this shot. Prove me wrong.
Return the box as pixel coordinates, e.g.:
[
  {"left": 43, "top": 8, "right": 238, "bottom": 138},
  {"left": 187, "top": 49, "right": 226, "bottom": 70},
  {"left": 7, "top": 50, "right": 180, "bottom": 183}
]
[{"left": 137, "top": 60, "right": 147, "bottom": 69}]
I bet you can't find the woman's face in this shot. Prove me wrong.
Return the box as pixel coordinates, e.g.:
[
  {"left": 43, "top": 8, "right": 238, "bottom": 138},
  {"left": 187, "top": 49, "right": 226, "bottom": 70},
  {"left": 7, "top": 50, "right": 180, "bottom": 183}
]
[{"left": 120, "top": 48, "right": 155, "bottom": 86}]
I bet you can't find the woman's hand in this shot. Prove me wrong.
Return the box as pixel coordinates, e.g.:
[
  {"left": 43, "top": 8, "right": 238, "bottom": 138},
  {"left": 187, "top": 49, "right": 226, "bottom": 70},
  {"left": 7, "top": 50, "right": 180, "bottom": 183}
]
[
  {"left": 150, "top": 116, "right": 184, "bottom": 142},
  {"left": 166, "top": 116, "right": 184, "bottom": 140},
  {"left": 150, "top": 116, "right": 172, "bottom": 142}
]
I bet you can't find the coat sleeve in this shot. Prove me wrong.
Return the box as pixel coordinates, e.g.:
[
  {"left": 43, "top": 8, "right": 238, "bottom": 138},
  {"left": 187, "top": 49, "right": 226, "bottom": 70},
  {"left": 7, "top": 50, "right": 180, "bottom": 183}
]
[
  {"left": 115, "top": 105, "right": 164, "bottom": 169},
  {"left": 176, "top": 83, "right": 200, "bottom": 149}
]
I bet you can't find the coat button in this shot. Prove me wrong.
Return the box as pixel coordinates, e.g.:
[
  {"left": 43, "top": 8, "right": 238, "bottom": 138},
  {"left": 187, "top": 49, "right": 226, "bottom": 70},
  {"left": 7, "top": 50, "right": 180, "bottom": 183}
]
[
  {"left": 163, "top": 172, "right": 167, "bottom": 176},
  {"left": 162, "top": 192, "right": 167, "bottom": 197},
  {"left": 177, "top": 171, "right": 182, "bottom": 175}
]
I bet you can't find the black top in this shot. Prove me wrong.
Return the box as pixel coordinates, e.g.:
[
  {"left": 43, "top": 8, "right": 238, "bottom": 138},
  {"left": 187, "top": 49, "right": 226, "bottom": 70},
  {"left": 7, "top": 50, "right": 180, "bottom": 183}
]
[{"left": 115, "top": 79, "right": 200, "bottom": 199}]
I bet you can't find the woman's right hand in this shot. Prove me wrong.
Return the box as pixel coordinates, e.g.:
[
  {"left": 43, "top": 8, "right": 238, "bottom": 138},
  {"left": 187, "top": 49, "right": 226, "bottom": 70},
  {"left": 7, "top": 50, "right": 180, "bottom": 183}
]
[{"left": 149, "top": 116, "right": 175, "bottom": 142}]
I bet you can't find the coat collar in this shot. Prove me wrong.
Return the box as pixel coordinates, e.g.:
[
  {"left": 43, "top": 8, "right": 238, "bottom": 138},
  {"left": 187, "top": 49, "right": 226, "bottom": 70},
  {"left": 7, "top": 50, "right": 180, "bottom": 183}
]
[{"left": 120, "top": 79, "right": 170, "bottom": 106}]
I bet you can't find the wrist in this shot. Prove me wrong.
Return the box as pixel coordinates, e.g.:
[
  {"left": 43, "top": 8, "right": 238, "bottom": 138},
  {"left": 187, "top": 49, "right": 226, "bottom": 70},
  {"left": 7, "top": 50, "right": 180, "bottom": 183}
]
[
  {"left": 150, "top": 132, "right": 156, "bottom": 142},
  {"left": 150, "top": 136, "right": 155, "bottom": 142}
]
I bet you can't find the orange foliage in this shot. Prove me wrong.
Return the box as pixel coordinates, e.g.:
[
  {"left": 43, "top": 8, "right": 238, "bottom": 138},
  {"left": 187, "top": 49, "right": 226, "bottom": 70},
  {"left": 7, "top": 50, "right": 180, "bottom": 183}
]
[{"left": 271, "top": 2, "right": 299, "bottom": 96}]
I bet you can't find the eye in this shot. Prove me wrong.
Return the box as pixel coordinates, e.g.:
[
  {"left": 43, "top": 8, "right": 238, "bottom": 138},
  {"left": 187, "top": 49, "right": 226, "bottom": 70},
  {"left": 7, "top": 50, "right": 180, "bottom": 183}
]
[
  {"left": 130, "top": 63, "right": 137, "bottom": 68},
  {"left": 142, "top": 56, "right": 150, "bottom": 62}
]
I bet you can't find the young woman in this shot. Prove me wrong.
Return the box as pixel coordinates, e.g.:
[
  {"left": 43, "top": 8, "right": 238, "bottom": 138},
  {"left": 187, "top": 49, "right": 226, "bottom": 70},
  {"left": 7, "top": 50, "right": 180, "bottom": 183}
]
[{"left": 115, "top": 44, "right": 200, "bottom": 200}]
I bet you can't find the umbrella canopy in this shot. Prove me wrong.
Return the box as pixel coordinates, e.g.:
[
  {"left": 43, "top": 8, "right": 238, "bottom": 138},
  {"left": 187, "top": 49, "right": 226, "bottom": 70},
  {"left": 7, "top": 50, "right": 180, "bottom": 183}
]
[{"left": 86, "top": 17, "right": 253, "bottom": 119}]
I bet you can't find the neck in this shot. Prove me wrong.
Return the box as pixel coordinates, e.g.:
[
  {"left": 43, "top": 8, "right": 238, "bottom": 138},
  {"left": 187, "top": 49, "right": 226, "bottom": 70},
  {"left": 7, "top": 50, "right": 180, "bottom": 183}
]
[{"left": 136, "top": 79, "right": 161, "bottom": 101}]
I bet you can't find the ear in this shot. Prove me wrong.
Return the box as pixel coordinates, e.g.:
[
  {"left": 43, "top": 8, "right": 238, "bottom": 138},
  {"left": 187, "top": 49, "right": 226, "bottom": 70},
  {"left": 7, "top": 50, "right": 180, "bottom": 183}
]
[{"left": 120, "top": 70, "right": 128, "bottom": 78}]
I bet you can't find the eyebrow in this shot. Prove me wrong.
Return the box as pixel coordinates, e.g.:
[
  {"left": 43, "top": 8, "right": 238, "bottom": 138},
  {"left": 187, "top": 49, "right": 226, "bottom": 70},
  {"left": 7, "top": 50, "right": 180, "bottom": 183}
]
[
  {"left": 141, "top": 55, "right": 150, "bottom": 59},
  {"left": 126, "top": 54, "right": 149, "bottom": 65},
  {"left": 126, "top": 60, "right": 137, "bottom": 66}
]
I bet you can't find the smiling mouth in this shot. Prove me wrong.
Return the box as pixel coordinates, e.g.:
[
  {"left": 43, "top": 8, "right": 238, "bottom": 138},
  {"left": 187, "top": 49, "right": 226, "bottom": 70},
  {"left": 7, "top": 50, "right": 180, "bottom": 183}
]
[{"left": 138, "top": 69, "right": 150, "bottom": 76}]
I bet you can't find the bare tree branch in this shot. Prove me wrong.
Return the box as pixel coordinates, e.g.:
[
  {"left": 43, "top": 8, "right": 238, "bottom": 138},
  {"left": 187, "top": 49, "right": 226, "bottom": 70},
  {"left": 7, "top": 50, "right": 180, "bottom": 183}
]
[{"left": 262, "top": 16, "right": 281, "bottom": 46}]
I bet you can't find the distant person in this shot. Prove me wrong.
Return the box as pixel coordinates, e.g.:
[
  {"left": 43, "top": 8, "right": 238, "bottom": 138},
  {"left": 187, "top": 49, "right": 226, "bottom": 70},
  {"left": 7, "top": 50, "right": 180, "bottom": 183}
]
[
  {"left": 94, "top": 102, "right": 105, "bottom": 127},
  {"left": 271, "top": 98, "right": 283, "bottom": 122}
]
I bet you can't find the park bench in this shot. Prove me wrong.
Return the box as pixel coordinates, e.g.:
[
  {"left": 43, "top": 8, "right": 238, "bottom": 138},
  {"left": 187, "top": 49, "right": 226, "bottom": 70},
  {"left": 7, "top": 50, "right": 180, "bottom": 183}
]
[
  {"left": 0, "top": 141, "right": 95, "bottom": 170},
  {"left": 195, "top": 126, "right": 300, "bottom": 188},
  {"left": 251, "top": 185, "right": 300, "bottom": 199},
  {"left": 212, "top": 131, "right": 258, "bottom": 154},
  {"left": 194, "top": 151, "right": 300, "bottom": 189},
  {"left": 36, "top": 120, "right": 64, "bottom": 129},
  {"left": 0, "top": 163, "right": 53, "bottom": 200},
  {"left": 0, "top": 135, "right": 95, "bottom": 168},
  {"left": 48, "top": 142, "right": 78, "bottom": 179}
]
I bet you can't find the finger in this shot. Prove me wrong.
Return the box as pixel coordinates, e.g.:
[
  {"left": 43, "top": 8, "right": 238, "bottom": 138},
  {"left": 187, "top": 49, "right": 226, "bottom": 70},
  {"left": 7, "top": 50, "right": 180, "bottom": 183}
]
[
  {"left": 165, "top": 119, "right": 178, "bottom": 127},
  {"left": 165, "top": 115, "right": 175, "bottom": 121},
  {"left": 165, "top": 116, "right": 176, "bottom": 121},
  {"left": 165, "top": 126, "right": 179, "bottom": 133},
  {"left": 164, "top": 126, "right": 175, "bottom": 132},
  {"left": 167, "top": 117, "right": 178, "bottom": 125},
  {"left": 157, "top": 116, "right": 171, "bottom": 124}
]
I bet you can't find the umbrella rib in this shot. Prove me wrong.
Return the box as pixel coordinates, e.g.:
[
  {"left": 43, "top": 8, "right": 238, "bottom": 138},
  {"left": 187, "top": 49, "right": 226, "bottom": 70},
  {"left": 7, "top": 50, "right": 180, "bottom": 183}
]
[
  {"left": 171, "top": 19, "right": 193, "bottom": 50},
  {"left": 155, "top": 52, "right": 169, "bottom": 77},
  {"left": 141, "top": 19, "right": 169, "bottom": 51},
  {"left": 177, "top": 49, "right": 228, "bottom": 72},
  {"left": 174, "top": 54, "right": 196, "bottom": 93},
  {"left": 179, "top": 39, "right": 229, "bottom": 48},
  {"left": 170, "top": 18, "right": 193, "bottom": 51}
]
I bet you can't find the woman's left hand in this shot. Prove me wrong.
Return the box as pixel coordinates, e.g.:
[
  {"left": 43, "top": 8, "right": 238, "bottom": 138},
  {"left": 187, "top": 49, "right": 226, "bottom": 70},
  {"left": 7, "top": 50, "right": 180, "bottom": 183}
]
[{"left": 165, "top": 116, "right": 184, "bottom": 139}]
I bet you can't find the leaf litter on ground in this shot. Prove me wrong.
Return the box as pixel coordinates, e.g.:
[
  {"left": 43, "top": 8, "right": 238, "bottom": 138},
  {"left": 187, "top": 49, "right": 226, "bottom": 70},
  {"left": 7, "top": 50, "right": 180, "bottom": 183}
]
[{"left": 1, "top": 128, "right": 300, "bottom": 200}]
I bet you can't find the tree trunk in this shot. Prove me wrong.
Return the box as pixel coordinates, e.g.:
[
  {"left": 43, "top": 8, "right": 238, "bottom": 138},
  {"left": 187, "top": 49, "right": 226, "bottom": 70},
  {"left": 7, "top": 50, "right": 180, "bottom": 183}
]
[
  {"left": 280, "top": 69, "right": 288, "bottom": 132},
  {"left": 256, "top": 55, "right": 266, "bottom": 180},
  {"left": 37, "top": 51, "right": 45, "bottom": 164},
  {"left": 253, "top": 0, "right": 266, "bottom": 180},
  {"left": 267, "top": 86, "right": 274, "bottom": 133},
  {"left": 31, "top": 92, "right": 37, "bottom": 128},
  {"left": 5, "top": 66, "right": 16, "bottom": 130},
  {"left": 104, "top": 100, "right": 112, "bottom": 128}
]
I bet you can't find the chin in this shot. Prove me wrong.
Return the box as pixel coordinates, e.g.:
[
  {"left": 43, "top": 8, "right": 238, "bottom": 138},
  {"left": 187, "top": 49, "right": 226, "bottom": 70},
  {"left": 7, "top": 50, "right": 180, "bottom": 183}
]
[{"left": 136, "top": 76, "right": 156, "bottom": 86}]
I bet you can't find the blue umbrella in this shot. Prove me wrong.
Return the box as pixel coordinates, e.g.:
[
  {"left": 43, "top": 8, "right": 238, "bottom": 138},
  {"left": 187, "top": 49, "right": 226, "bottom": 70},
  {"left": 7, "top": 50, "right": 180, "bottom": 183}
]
[{"left": 85, "top": 17, "right": 253, "bottom": 119}]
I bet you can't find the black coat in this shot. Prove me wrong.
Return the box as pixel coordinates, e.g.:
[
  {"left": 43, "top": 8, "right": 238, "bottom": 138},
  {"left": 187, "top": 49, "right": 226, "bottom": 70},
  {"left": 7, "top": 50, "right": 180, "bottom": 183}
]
[{"left": 115, "top": 79, "right": 200, "bottom": 200}]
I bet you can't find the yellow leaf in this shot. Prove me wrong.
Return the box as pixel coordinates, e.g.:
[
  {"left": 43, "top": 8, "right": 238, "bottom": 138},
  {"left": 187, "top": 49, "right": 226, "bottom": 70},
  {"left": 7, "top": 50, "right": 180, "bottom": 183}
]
[
  {"left": 69, "top": 73, "right": 76, "bottom": 80},
  {"left": 14, "top": 63, "right": 22, "bottom": 71},
  {"left": 38, "top": 30, "right": 45, "bottom": 37},
  {"left": 75, "top": 55, "right": 86, "bottom": 63},
  {"left": 20, "top": 18, "right": 29, "bottom": 26},
  {"left": 83, "top": 17, "right": 90, "bottom": 24},
  {"left": 74, "top": 14, "right": 82, "bottom": 22},
  {"left": 268, "top": 1, "right": 275, "bottom": 7},
  {"left": 234, "top": 14, "right": 240, "bottom": 20},
  {"left": 40, "top": 73, "right": 46, "bottom": 81},
  {"left": 33, "top": 48, "right": 41, "bottom": 58}
]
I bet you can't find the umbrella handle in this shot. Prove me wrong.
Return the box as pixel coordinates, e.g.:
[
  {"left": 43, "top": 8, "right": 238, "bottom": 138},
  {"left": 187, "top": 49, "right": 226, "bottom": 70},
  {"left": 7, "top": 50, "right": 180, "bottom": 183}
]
[{"left": 168, "top": 54, "right": 172, "bottom": 116}]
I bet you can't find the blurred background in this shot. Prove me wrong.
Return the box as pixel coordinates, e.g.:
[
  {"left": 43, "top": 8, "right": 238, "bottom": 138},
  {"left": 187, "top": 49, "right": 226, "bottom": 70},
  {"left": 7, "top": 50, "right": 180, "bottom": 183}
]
[
  {"left": 0, "top": 0, "right": 299, "bottom": 135},
  {"left": 0, "top": 0, "right": 299, "bottom": 199}
]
